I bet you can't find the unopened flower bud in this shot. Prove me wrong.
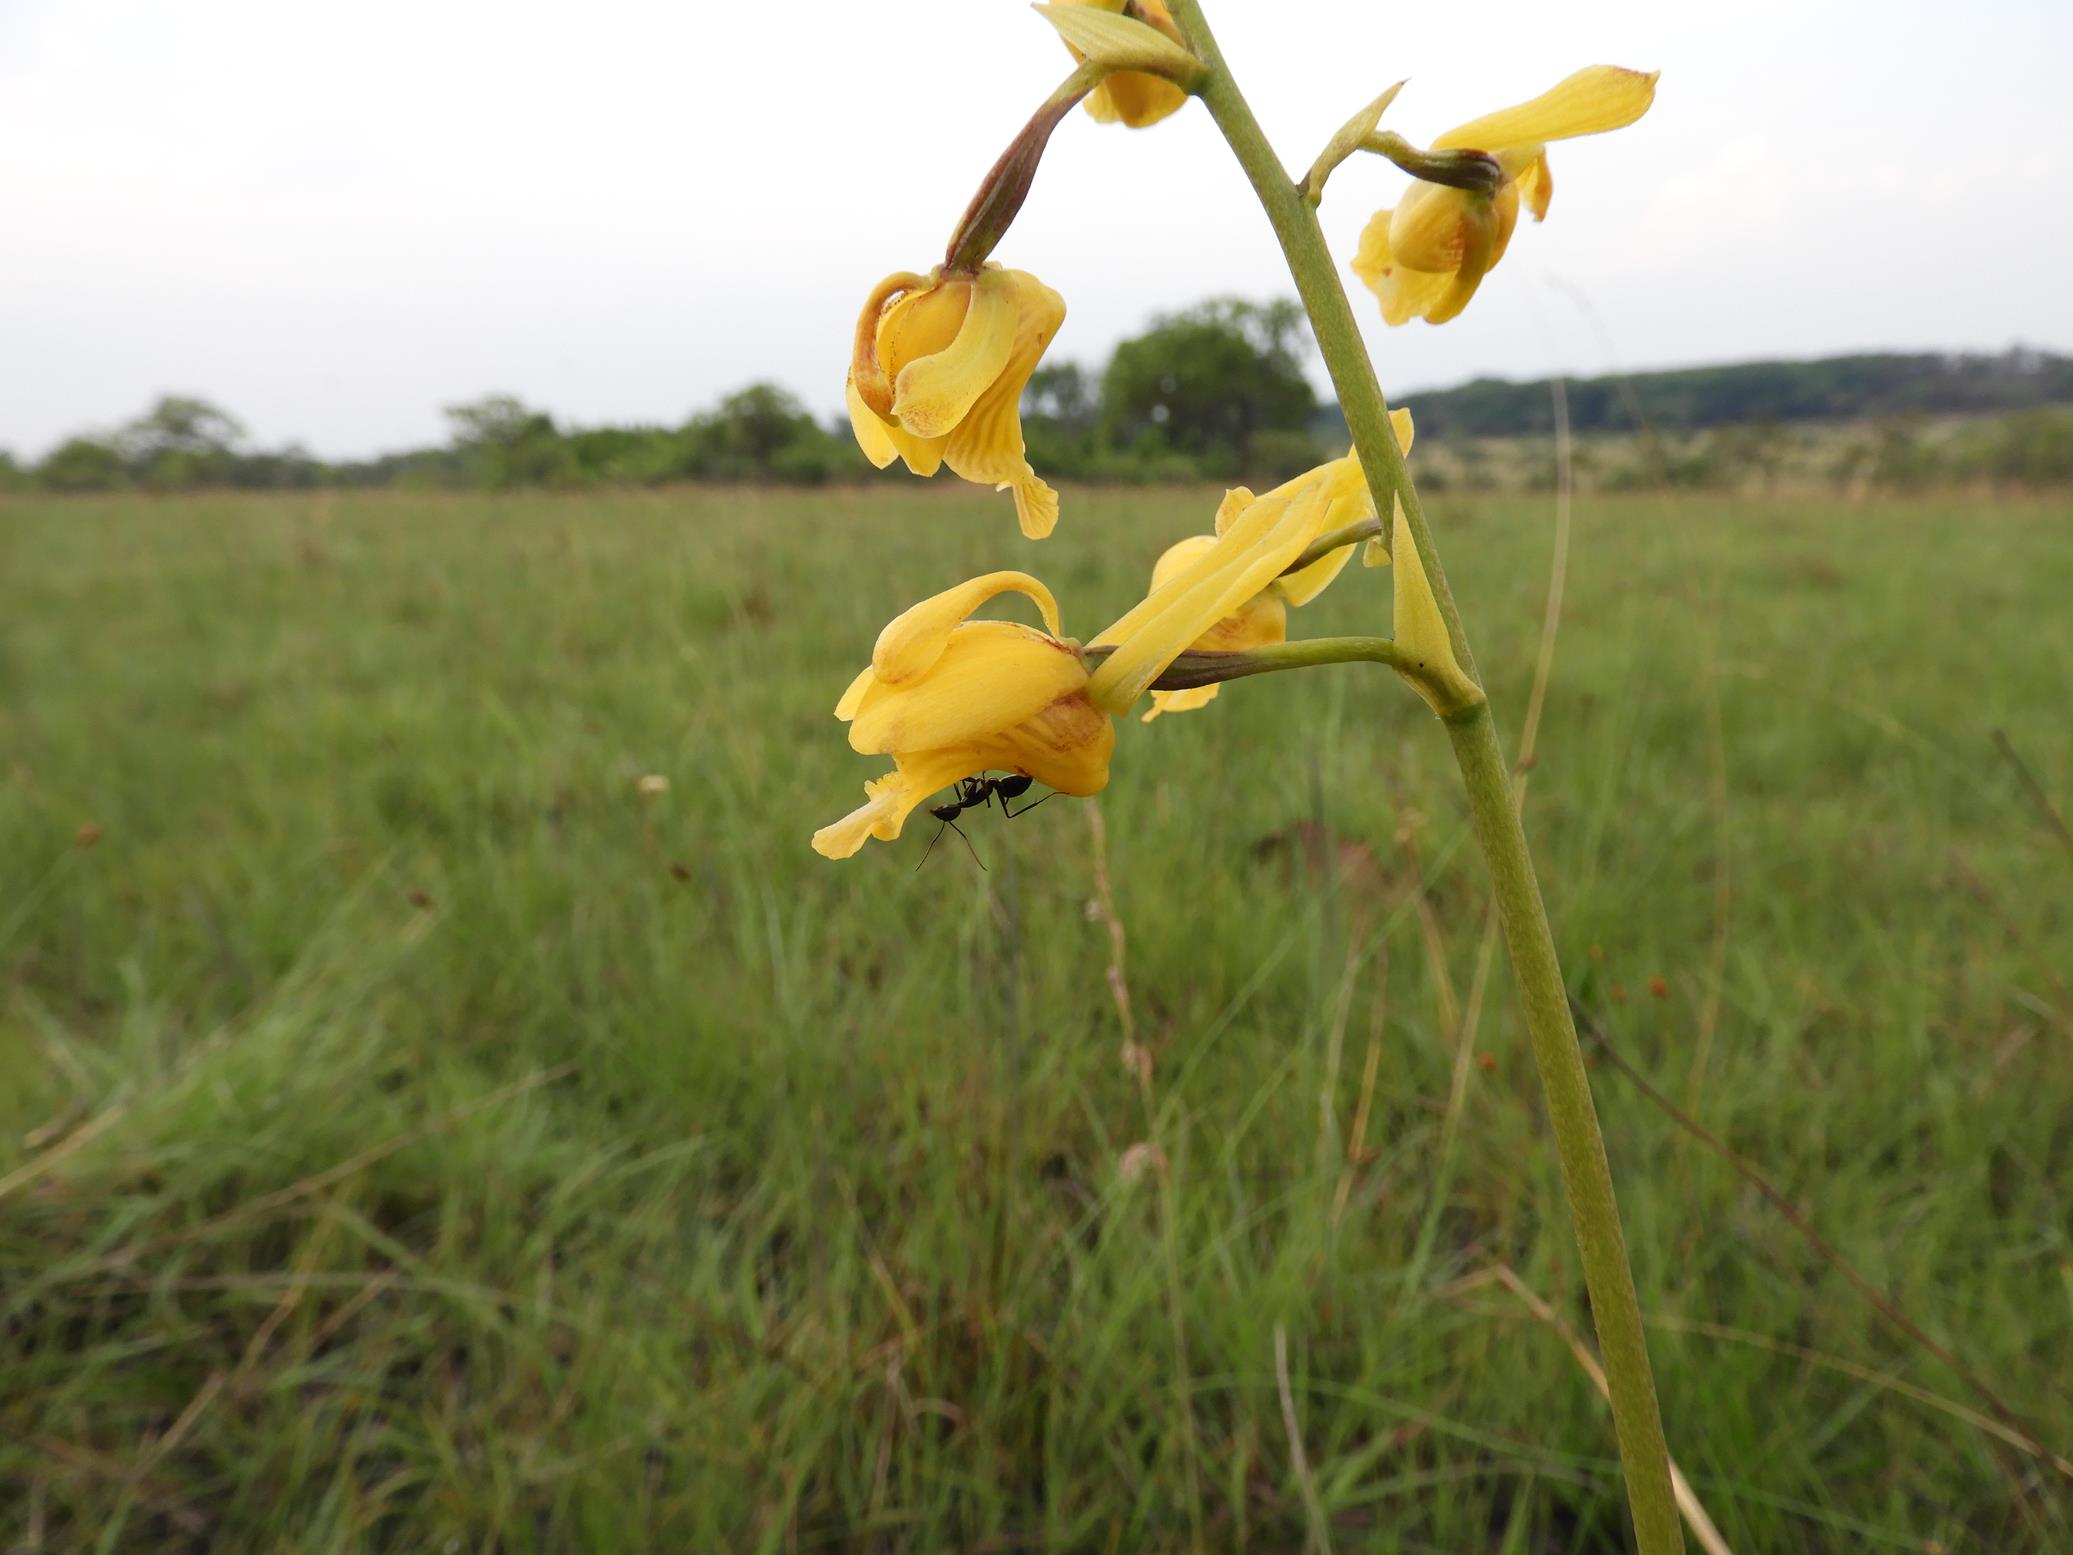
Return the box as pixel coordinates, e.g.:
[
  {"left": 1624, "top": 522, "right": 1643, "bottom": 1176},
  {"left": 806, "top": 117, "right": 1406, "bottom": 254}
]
[{"left": 1299, "top": 80, "right": 1405, "bottom": 203}]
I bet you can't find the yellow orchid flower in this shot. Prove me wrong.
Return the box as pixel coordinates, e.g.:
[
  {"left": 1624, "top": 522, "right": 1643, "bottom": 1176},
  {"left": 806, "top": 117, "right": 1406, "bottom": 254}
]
[
  {"left": 1084, "top": 459, "right": 1350, "bottom": 717},
  {"left": 846, "top": 265, "right": 1066, "bottom": 539},
  {"left": 816, "top": 495, "right": 1399, "bottom": 854},
  {"left": 1134, "top": 413, "right": 1413, "bottom": 722},
  {"left": 1351, "top": 66, "right": 1657, "bottom": 326},
  {"left": 812, "top": 572, "right": 1114, "bottom": 859},
  {"left": 1049, "top": 0, "right": 1190, "bottom": 129},
  {"left": 1135, "top": 531, "right": 1288, "bottom": 721}
]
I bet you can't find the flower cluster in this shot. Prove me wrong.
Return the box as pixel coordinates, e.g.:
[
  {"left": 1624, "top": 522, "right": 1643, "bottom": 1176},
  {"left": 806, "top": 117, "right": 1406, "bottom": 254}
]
[
  {"left": 814, "top": 14, "right": 1654, "bottom": 857},
  {"left": 813, "top": 448, "right": 1384, "bottom": 856}
]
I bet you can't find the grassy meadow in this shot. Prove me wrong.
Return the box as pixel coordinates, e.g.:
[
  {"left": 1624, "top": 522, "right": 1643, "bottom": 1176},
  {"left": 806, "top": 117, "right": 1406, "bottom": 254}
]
[{"left": 3, "top": 481, "right": 2071, "bottom": 1551}]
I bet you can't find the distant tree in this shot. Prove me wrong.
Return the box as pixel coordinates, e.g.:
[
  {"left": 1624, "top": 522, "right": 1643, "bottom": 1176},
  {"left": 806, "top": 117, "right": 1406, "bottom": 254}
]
[
  {"left": 1024, "top": 362, "right": 1098, "bottom": 431},
  {"left": 1404, "top": 347, "right": 2073, "bottom": 439},
  {"left": 689, "top": 384, "right": 845, "bottom": 483},
  {"left": 229, "top": 444, "right": 329, "bottom": 490},
  {"left": 0, "top": 451, "right": 27, "bottom": 492},
  {"left": 444, "top": 395, "right": 572, "bottom": 489},
  {"left": 445, "top": 394, "right": 537, "bottom": 449},
  {"left": 120, "top": 395, "right": 245, "bottom": 488},
  {"left": 566, "top": 425, "right": 692, "bottom": 486},
  {"left": 1101, "top": 298, "right": 1316, "bottom": 476},
  {"left": 39, "top": 436, "right": 128, "bottom": 492},
  {"left": 692, "top": 385, "right": 809, "bottom": 468},
  {"left": 120, "top": 395, "right": 244, "bottom": 459},
  {"left": 1021, "top": 362, "right": 1100, "bottom": 479},
  {"left": 1247, "top": 427, "right": 1327, "bottom": 482},
  {"left": 333, "top": 448, "right": 466, "bottom": 489}
]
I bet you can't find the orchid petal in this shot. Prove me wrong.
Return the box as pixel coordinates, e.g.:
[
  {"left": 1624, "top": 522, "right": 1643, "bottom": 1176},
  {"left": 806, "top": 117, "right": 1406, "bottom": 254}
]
[
  {"left": 870, "top": 570, "right": 1063, "bottom": 688},
  {"left": 1434, "top": 66, "right": 1658, "bottom": 153}
]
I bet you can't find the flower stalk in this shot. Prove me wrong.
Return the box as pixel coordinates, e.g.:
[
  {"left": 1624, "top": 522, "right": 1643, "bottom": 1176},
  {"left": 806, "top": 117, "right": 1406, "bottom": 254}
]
[
  {"left": 1089, "top": 636, "right": 1412, "bottom": 689},
  {"left": 1164, "top": 2, "right": 1685, "bottom": 1550},
  {"left": 1079, "top": 633, "right": 1473, "bottom": 715},
  {"left": 1361, "top": 132, "right": 1505, "bottom": 193}
]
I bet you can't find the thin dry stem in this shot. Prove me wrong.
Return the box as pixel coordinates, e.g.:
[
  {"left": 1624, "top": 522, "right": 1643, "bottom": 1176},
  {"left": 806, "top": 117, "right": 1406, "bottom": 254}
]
[
  {"left": 1993, "top": 727, "right": 2073, "bottom": 868},
  {"left": 84, "top": 1064, "right": 576, "bottom": 1273},
  {"left": 1085, "top": 804, "right": 1146, "bottom": 1089},
  {"left": 1391, "top": 800, "right": 1462, "bottom": 1039},
  {"left": 1275, "top": 1324, "right": 1334, "bottom": 1555},
  {"left": 1330, "top": 951, "right": 1390, "bottom": 1228},
  {"left": 0, "top": 1103, "right": 129, "bottom": 1205},
  {"left": 1577, "top": 1001, "right": 2073, "bottom": 1481},
  {"left": 134, "top": 1371, "right": 227, "bottom": 1477},
  {"left": 1316, "top": 943, "right": 1362, "bottom": 1175},
  {"left": 1651, "top": 1314, "right": 2063, "bottom": 1464}
]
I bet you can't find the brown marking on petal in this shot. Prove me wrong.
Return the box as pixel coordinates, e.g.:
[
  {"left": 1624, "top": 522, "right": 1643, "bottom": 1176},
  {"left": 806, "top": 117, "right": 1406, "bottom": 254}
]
[
  {"left": 850, "top": 272, "right": 926, "bottom": 422},
  {"left": 995, "top": 688, "right": 1114, "bottom": 797}
]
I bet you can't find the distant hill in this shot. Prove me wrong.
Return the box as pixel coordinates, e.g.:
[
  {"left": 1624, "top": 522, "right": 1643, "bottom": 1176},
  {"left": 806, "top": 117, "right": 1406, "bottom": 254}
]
[{"left": 1388, "top": 347, "right": 2073, "bottom": 439}]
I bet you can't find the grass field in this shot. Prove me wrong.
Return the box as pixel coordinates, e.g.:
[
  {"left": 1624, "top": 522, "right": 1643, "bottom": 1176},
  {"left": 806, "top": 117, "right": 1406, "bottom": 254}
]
[{"left": 3, "top": 482, "right": 2071, "bottom": 1552}]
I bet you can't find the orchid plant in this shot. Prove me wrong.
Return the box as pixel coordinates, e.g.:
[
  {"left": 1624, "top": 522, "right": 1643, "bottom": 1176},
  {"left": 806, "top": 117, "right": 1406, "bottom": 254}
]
[{"left": 820, "top": 3, "right": 1678, "bottom": 1548}]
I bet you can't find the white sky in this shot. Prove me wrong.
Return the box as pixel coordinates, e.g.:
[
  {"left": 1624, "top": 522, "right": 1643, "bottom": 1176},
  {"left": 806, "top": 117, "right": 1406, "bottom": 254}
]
[{"left": 3, "top": 0, "right": 2070, "bottom": 460}]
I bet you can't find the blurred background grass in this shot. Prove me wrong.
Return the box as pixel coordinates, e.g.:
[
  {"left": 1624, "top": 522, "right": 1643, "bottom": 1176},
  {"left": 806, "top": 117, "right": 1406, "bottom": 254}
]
[{"left": 3, "top": 483, "right": 2069, "bottom": 1551}]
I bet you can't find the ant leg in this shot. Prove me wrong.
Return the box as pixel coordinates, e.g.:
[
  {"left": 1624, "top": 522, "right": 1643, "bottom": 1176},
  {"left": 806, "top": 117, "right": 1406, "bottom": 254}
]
[
  {"left": 949, "top": 817, "right": 987, "bottom": 870},
  {"left": 915, "top": 819, "right": 951, "bottom": 872},
  {"left": 1001, "top": 790, "right": 1056, "bottom": 820}
]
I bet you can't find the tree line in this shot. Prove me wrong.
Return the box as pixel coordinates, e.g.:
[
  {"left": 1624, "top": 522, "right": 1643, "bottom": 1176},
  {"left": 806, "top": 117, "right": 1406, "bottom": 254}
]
[
  {"left": 0, "top": 299, "right": 1331, "bottom": 496},
  {"left": 5, "top": 313, "right": 2070, "bottom": 496},
  {"left": 1406, "top": 346, "right": 2073, "bottom": 438}
]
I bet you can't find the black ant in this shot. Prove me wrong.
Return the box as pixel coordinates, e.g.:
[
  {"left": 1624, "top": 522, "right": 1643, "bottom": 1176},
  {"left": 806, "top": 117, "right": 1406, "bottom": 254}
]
[{"left": 915, "top": 772, "right": 1053, "bottom": 871}]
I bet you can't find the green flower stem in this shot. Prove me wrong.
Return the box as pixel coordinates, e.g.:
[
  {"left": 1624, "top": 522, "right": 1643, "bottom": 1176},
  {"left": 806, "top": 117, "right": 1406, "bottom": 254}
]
[
  {"left": 1443, "top": 706, "right": 1683, "bottom": 1555},
  {"left": 1165, "top": 0, "right": 1474, "bottom": 681},
  {"left": 1166, "top": 5, "right": 1685, "bottom": 1551}
]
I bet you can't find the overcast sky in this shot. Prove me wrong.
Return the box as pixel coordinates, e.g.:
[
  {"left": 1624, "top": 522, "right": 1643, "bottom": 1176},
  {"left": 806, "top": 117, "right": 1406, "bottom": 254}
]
[{"left": 4, "top": 0, "right": 2071, "bottom": 460}]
